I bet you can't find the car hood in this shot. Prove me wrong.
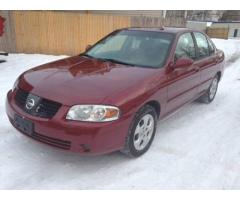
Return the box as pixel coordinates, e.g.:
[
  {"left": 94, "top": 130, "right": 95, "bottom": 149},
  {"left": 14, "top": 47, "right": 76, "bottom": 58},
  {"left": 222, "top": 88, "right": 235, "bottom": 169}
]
[{"left": 19, "top": 56, "right": 159, "bottom": 106}]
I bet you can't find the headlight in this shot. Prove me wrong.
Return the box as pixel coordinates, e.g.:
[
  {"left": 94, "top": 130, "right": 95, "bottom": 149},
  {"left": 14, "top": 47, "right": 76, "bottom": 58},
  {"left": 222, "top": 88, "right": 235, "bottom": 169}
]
[{"left": 66, "top": 105, "right": 120, "bottom": 122}]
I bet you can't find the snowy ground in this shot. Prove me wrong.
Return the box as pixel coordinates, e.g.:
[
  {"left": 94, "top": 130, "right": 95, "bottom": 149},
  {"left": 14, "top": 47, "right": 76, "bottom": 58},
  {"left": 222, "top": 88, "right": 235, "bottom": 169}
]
[{"left": 0, "top": 39, "right": 240, "bottom": 189}]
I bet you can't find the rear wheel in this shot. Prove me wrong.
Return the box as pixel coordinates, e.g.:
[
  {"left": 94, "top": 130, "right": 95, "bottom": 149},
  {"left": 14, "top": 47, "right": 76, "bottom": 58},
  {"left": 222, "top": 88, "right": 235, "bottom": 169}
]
[
  {"left": 121, "top": 105, "right": 157, "bottom": 157},
  {"left": 198, "top": 75, "right": 219, "bottom": 103}
]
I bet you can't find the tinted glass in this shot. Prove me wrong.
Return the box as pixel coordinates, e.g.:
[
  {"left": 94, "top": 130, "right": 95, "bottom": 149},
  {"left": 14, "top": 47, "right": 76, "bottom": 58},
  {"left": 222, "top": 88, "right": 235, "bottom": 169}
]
[
  {"left": 85, "top": 30, "right": 174, "bottom": 68},
  {"left": 194, "top": 32, "right": 210, "bottom": 58},
  {"left": 175, "top": 32, "right": 196, "bottom": 60}
]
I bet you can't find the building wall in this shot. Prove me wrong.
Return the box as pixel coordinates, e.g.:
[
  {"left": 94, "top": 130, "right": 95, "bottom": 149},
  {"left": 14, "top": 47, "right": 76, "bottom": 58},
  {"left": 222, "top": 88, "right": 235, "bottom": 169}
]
[
  {"left": 228, "top": 28, "right": 240, "bottom": 38},
  {"left": 87, "top": 10, "right": 187, "bottom": 18},
  {"left": 187, "top": 20, "right": 240, "bottom": 39},
  {"left": 211, "top": 23, "right": 240, "bottom": 38},
  {"left": 87, "top": 10, "right": 165, "bottom": 17},
  {"left": 0, "top": 10, "right": 186, "bottom": 55},
  {"left": 186, "top": 21, "right": 209, "bottom": 32}
]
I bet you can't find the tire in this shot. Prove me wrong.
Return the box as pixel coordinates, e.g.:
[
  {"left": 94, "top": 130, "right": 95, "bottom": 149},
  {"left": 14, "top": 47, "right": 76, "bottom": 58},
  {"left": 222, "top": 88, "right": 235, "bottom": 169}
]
[
  {"left": 121, "top": 105, "right": 157, "bottom": 157},
  {"left": 197, "top": 75, "right": 219, "bottom": 104}
]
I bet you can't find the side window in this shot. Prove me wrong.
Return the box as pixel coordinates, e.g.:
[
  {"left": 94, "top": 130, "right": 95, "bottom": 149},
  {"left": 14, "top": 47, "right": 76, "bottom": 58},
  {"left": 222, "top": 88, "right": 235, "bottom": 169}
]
[
  {"left": 175, "top": 33, "right": 196, "bottom": 60},
  {"left": 194, "top": 32, "right": 210, "bottom": 58},
  {"left": 208, "top": 38, "right": 215, "bottom": 55}
]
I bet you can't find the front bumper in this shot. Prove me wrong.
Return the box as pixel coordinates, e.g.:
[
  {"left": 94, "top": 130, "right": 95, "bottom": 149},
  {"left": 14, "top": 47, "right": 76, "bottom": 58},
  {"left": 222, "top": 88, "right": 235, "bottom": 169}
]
[{"left": 5, "top": 90, "right": 133, "bottom": 155}]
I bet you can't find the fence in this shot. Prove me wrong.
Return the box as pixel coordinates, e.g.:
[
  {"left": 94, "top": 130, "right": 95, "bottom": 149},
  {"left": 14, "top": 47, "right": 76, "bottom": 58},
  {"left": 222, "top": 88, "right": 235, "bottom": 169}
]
[
  {"left": 206, "top": 27, "right": 229, "bottom": 39},
  {"left": 0, "top": 11, "right": 186, "bottom": 55}
]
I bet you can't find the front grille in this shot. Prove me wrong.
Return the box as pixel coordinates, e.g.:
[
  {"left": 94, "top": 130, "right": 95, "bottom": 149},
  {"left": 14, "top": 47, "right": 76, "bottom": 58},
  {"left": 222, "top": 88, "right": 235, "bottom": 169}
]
[{"left": 15, "top": 88, "right": 62, "bottom": 119}]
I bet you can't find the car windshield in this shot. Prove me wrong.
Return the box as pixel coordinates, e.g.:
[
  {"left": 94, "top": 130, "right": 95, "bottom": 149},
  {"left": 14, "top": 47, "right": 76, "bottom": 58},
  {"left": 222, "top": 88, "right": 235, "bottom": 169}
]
[{"left": 84, "top": 30, "right": 174, "bottom": 68}]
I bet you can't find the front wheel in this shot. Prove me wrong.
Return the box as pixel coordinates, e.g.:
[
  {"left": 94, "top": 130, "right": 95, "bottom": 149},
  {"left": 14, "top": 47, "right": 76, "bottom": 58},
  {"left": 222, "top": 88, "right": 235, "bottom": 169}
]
[
  {"left": 198, "top": 75, "right": 219, "bottom": 103},
  {"left": 121, "top": 105, "right": 157, "bottom": 157}
]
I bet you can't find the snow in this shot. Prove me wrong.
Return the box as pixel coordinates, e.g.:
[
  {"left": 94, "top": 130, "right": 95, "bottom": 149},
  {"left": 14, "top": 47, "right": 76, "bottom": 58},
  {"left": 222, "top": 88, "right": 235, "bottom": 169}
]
[
  {"left": 213, "top": 38, "right": 240, "bottom": 63},
  {"left": 1, "top": 39, "right": 240, "bottom": 189}
]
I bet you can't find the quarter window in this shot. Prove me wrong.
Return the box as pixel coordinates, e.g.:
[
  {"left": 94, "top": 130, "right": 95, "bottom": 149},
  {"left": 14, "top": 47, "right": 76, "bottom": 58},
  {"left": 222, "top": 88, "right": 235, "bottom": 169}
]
[
  {"left": 175, "top": 33, "right": 196, "bottom": 60},
  {"left": 194, "top": 32, "right": 210, "bottom": 58}
]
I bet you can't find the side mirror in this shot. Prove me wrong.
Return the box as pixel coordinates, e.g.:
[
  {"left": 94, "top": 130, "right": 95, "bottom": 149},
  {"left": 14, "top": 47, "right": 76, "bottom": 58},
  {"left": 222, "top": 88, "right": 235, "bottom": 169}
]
[
  {"left": 174, "top": 57, "right": 194, "bottom": 69},
  {"left": 85, "top": 44, "right": 92, "bottom": 51}
]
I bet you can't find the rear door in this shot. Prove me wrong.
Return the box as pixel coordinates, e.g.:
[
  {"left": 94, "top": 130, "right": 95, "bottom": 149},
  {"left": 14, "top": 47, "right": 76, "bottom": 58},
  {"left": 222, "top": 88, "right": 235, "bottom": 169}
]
[
  {"left": 166, "top": 32, "right": 200, "bottom": 114},
  {"left": 193, "top": 32, "right": 219, "bottom": 95}
]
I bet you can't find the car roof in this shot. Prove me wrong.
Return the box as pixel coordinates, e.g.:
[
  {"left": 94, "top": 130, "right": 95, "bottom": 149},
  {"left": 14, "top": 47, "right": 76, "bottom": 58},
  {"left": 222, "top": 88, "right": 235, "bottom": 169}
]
[{"left": 122, "top": 27, "right": 194, "bottom": 34}]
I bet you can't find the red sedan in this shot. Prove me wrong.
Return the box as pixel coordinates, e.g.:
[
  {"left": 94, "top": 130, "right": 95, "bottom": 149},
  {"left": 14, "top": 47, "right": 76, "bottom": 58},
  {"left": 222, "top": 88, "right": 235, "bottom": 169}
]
[{"left": 6, "top": 27, "right": 225, "bottom": 157}]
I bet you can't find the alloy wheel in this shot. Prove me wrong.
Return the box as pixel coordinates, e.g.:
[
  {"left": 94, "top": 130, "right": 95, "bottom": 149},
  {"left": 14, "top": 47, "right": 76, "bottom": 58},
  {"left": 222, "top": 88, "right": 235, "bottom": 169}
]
[{"left": 133, "top": 114, "right": 155, "bottom": 151}]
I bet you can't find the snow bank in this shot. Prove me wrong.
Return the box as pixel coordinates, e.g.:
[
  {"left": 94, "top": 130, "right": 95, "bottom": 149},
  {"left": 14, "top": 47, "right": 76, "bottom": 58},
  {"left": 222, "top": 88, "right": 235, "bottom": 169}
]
[{"left": 212, "top": 38, "right": 240, "bottom": 62}]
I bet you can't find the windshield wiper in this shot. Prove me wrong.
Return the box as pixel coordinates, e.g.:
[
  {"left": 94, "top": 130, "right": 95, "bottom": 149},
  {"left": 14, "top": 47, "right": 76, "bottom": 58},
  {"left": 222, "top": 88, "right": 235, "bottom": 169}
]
[
  {"left": 101, "top": 58, "right": 135, "bottom": 67},
  {"left": 81, "top": 54, "right": 135, "bottom": 67}
]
